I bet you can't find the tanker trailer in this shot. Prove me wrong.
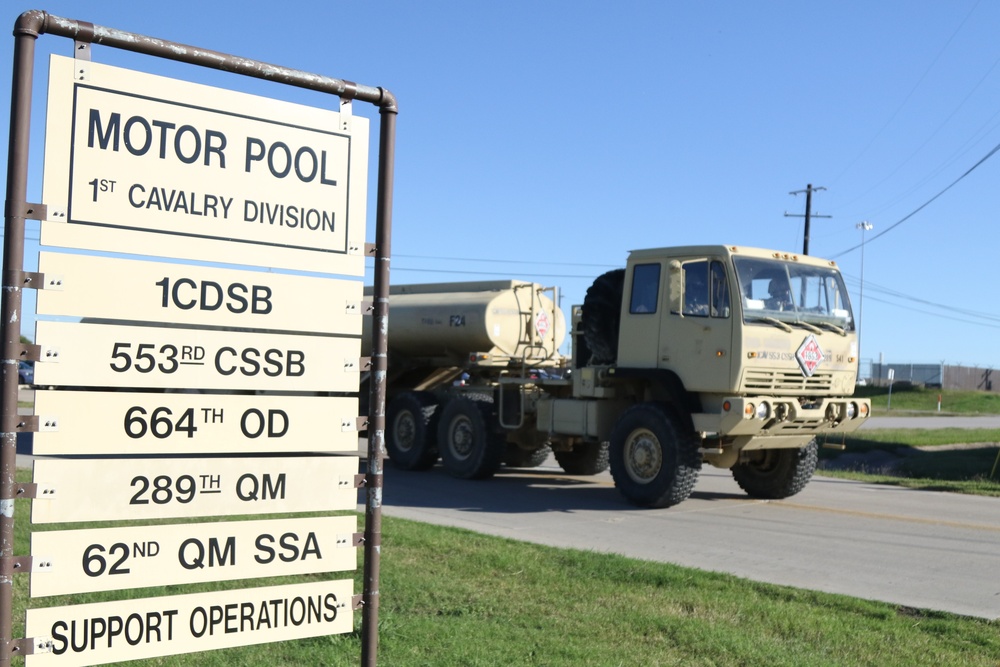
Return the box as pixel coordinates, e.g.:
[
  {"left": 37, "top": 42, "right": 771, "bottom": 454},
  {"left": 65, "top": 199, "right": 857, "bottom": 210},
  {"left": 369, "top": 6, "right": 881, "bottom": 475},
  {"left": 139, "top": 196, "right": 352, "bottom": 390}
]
[{"left": 363, "top": 280, "right": 575, "bottom": 478}]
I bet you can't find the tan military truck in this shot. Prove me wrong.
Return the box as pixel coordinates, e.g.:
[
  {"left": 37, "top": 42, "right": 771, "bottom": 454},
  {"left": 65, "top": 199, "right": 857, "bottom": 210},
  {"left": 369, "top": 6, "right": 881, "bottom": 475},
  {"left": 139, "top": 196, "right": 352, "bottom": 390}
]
[{"left": 373, "top": 245, "right": 870, "bottom": 508}]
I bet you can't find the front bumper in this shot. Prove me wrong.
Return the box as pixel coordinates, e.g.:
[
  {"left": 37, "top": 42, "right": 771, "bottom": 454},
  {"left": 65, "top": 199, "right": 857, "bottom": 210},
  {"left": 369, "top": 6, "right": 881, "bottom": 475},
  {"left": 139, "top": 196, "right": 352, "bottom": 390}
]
[{"left": 692, "top": 395, "right": 871, "bottom": 438}]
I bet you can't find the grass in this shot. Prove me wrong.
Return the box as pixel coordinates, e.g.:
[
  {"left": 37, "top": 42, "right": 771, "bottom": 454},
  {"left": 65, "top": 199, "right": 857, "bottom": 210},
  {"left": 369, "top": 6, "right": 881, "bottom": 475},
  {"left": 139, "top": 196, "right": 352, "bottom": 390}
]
[
  {"left": 9, "top": 477, "right": 1000, "bottom": 667},
  {"left": 854, "top": 385, "right": 1000, "bottom": 415}
]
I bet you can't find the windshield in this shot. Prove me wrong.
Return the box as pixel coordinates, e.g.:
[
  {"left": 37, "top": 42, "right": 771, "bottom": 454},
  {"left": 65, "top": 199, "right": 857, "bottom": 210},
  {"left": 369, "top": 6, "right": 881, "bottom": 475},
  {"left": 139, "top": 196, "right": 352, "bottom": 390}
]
[{"left": 733, "top": 256, "right": 854, "bottom": 331}]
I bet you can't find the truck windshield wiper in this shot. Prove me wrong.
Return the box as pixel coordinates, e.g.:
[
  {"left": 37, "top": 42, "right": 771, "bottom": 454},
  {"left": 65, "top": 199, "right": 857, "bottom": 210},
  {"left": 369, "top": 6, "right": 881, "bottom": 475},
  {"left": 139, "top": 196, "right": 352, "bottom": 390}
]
[
  {"left": 746, "top": 316, "right": 793, "bottom": 332},
  {"left": 791, "top": 320, "right": 824, "bottom": 335},
  {"left": 812, "top": 320, "right": 847, "bottom": 336}
]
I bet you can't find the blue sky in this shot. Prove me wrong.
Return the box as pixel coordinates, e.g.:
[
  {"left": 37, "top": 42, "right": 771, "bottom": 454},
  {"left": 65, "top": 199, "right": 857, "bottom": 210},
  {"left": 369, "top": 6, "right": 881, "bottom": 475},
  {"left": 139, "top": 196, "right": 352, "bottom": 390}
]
[{"left": 3, "top": 1, "right": 1000, "bottom": 371}]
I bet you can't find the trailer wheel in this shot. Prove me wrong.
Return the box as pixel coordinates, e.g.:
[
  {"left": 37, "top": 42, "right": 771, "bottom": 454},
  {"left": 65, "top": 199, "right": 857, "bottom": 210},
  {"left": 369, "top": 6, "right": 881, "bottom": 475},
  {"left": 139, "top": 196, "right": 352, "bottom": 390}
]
[
  {"left": 731, "top": 440, "right": 818, "bottom": 499},
  {"left": 505, "top": 444, "right": 551, "bottom": 468},
  {"left": 609, "top": 403, "right": 701, "bottom": 508},
  {"left": 437, "top": 398, "right": 505, "bottom": 479},
  {"left": 581, "top": 269, "right": 625, "bottom": 365},
  {"left": 385, "top": 392, "right": 439, "bottom": 470},
  {"left": 554, "top": 442, "right": 610, "bottom": 475}
]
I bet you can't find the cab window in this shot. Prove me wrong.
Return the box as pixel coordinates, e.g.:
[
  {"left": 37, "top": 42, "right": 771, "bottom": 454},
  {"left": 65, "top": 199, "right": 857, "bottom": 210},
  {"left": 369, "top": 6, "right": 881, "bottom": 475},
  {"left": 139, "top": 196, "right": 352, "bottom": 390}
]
[
  {"left": 683, "top": 260, "right": 730, "bottom": 318},
  {"left": 710, "top": 260, "right": 730, "bottom": 317},
  {"left": 629, "top": 263, "right": 661, "bottom": 314}
]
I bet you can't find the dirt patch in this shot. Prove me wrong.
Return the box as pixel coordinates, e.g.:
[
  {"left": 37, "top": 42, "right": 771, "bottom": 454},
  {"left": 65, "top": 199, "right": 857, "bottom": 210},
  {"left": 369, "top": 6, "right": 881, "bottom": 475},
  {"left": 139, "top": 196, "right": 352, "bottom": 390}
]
[{"left": 819, "top": 448, "right": 907, "bottom": 474}]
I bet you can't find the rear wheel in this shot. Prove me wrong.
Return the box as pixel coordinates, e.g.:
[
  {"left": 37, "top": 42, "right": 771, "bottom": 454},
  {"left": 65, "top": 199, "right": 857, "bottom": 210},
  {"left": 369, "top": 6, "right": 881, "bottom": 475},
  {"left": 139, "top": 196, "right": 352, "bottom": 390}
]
[
  {"left": 609, "top": 403, "right": 701, "bottom": 508},
  {"left": 437, "top": 398, "right": 506, "bottom": 479},
  {"left": 554, "top": 442, "right": 610, "bottom": 475},
  {"left": 385, "top": 392, "right": 439, "bottom": 470},
  {"left": 731, "top": 440, "right": 818, "bottom": 499}
]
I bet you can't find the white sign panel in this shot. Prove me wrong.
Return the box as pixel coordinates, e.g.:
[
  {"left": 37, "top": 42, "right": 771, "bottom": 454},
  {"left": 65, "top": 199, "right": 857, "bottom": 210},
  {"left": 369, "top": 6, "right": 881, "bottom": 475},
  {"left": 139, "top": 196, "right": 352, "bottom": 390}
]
[
  {"left": 31, "top": 456, "right": 360, "bottom": 524},
  {"left": 41, "top": 55, "right": 369, "bottom": 275},
  {"left": 24, "top": 579, "right": 354, "bottom": 666},
  {"left": 32, "top": 391, "right": 360, "bottom": 455},
  {"left": 36, "top": 252, "right": 365, "bottom": 334},
  {"left": 30, "top": 516, "right": 357, "bottom": 597},
  {"left": 33, "top": 321, "right": 361, "bottom": 392}
]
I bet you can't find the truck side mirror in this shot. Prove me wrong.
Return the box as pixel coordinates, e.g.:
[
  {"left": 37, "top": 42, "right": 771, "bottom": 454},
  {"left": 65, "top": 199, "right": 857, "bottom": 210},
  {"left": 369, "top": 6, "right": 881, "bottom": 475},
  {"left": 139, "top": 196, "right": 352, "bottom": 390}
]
[{"left": 668, "top": 260, "right": 683, "bottom": 314}]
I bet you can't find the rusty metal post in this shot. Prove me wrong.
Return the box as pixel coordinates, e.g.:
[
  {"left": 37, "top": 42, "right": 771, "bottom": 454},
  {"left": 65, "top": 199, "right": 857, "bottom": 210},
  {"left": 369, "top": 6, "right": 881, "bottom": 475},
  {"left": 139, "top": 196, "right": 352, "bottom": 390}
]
[
  {"left": 361, "top": 100, "right": 396, "bottom": 666},
  {"left": 0, "top": 19, "right": 38, "bottom": 667}
]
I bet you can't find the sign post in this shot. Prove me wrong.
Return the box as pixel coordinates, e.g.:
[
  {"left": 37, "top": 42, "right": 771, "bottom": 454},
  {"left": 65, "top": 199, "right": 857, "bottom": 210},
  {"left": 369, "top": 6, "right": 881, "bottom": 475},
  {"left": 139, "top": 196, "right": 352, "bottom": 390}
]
[{"left": 2, "top": 10, "right": 396, "bottom": 666}]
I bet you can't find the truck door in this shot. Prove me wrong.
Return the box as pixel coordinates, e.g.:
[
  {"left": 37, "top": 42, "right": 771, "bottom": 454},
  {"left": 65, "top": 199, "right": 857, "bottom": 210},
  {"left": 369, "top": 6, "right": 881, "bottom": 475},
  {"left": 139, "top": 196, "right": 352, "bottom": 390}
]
[
  {"left": 660, "top": 258, "right": 734, "bottom": 392},
  {"left": 616, "top": 262, "right": 663, "bottom": 368}
]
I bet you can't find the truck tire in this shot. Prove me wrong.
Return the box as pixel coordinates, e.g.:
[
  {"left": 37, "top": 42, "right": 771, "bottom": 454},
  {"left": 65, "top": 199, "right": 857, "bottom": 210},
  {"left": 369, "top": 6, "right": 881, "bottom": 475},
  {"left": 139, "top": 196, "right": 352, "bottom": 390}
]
[
  {"left": 554, "top": 442, "right": 610, "bottom": 475},
  {"left": 437, "top": 398, "right": 506, "bottom": 480},
  {"left": 731, "top": 439, "right": 818, "bottom": 499},
  {"left": 505, "top": 444, "right": 551, "bottom": 468},
  {"left": 609, "top": 403, "right": 701, "bottom": 508},
  {"left": 581, "top": 269, "right": 625, "bottom": 365},
  {"left": 386, "top": 392, "right": 440, "bottom": 470}
]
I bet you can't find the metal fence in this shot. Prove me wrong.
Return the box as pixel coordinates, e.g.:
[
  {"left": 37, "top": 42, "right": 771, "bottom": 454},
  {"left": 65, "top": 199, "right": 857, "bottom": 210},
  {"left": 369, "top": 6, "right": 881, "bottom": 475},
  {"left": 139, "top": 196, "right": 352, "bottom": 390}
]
[{"left": 861, "top": 360, "right": 996, "bottom": 392}]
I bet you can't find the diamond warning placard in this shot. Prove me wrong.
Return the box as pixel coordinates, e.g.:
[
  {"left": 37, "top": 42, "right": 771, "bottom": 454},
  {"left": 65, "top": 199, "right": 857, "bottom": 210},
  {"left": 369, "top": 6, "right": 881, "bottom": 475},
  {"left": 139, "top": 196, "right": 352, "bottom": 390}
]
[{"left": 795, "top": 334, "right": 825, "bottom": 377}]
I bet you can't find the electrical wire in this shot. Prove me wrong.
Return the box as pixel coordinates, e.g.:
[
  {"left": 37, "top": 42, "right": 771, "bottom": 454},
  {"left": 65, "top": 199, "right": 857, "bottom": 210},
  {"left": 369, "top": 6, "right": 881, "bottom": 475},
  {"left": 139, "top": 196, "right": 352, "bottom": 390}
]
[
  {"left": 844, "top": 273, "right": 1000, "bottom": 324},
  {"left": 863, "top": 293, "right": 1000, "bottom": 330},
  {"left": 831, "top": 0, "right": 981, "bottom": 188},
  {"left": 830, "top": 137, "right": 1000, "bottom": 258}
]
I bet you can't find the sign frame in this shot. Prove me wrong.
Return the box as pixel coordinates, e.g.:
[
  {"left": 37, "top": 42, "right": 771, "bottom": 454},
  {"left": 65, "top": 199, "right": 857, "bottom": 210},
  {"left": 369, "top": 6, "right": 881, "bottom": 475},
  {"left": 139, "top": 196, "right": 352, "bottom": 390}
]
[{"left": 2, "top": 11, "right": 395, "bottom": 667}]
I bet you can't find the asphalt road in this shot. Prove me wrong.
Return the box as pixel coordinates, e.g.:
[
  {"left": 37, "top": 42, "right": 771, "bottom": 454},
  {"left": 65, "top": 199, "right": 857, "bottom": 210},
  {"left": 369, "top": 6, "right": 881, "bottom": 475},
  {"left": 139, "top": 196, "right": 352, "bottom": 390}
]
[{"left": 375, "top": 458, "right": 1000, "bottom": 620}]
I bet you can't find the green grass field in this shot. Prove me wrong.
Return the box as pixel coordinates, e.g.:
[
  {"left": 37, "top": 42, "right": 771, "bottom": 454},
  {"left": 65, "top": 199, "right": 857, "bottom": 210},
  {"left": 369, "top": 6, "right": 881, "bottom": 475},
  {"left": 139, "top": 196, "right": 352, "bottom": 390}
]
[
  {"left": 12, "top": 507, "right": 1000, "bottom": 667},
  {"left": 855, "top": 384, "right": 1000, "bottom": 415}
]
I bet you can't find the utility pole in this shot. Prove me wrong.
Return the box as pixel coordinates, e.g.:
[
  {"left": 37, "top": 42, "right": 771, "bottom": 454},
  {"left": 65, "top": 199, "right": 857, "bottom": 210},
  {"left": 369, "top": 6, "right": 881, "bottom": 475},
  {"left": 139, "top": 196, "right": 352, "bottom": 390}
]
[{"left": 785, "top": 184, "right": 831, "bottom": 255}]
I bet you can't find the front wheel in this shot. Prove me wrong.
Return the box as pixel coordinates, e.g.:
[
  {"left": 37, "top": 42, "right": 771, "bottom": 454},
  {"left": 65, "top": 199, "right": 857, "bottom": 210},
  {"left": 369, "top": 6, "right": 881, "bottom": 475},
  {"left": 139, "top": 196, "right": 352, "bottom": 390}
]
[
  {"left": 437, "top": 398, "right": 505, "bottom": 480},
  {"left": 731, "top": 440, "right": 818, "bottom": 499},
  {"left": 609, "top": 403, "right": 701, "bottom": 508}
]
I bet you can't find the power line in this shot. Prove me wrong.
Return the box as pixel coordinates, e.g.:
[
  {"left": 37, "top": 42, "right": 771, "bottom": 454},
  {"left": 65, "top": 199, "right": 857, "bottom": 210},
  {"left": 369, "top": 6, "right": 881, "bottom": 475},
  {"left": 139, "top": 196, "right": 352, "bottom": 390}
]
[
  {"left": 389, "top": 266, "right": 598, "bottom": 280},
  {"left": 394, "top": 253, "right": 616, "bottom": 269},
  {"left": 831, "top": 0, "right": 981, "bottom": 187},
  {"left": 843, "top": 273, "right": 1000, "bottom": 324},
  {"left": 830, "top": 137, "right": 1000, "bottom": 258},
  {"left": 863, "top": 293, "right": 1000, "bottom": 330}
]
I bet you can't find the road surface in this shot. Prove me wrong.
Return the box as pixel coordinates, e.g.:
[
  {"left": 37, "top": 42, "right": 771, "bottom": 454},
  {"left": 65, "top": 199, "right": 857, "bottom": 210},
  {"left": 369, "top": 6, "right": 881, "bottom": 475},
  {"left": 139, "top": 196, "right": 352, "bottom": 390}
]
[{"left": 375, "top": 458, "right": 1000, "bottom": 620}]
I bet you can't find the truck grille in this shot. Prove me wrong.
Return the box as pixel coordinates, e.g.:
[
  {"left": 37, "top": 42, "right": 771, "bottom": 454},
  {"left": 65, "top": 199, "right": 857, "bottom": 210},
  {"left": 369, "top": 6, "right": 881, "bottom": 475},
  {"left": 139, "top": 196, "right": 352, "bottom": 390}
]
[{"left": 743, "top": 369, "right": 835, "bottom": 393}]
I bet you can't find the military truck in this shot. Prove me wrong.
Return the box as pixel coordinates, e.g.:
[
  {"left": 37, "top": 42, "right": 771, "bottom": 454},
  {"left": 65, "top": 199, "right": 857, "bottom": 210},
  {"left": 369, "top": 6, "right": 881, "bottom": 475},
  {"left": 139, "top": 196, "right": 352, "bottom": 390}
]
[{"left": 371, "top": 245, "right": 870, "bottom": 508}]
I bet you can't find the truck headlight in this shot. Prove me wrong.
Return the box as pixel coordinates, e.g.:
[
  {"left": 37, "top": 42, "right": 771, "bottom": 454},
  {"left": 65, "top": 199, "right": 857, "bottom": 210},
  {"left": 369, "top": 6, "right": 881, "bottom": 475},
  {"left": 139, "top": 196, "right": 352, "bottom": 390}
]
[
  {"left": 846, "top": 402, "right": 858, "bottom": 419},
  {"left": 755, "top": 401, "right": 771, "bottom": 420}
]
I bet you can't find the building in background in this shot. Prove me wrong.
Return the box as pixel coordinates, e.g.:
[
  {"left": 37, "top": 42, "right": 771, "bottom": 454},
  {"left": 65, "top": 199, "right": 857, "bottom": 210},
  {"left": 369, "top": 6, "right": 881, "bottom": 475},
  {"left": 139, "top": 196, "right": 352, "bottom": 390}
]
[{"left": 861, "top": 360, "right": 995, "bottom": 392}]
